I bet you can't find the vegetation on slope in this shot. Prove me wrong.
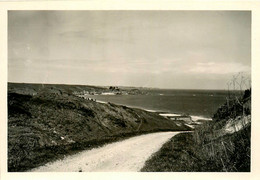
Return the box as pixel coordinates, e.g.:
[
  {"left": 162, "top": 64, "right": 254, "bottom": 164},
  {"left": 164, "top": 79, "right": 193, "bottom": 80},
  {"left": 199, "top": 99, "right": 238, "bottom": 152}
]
[
  {"left": 8, "top": 83, "right": 190, "bottom": 172},
  {"left": 141, "top": 89, "right": 251, "bottom": 172}
]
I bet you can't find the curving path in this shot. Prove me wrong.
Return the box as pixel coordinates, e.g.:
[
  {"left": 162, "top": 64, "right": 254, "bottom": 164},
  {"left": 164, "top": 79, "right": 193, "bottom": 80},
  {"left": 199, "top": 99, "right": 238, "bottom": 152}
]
[{"left": 30, "top": 131, "right": 180, "bottom": 172}]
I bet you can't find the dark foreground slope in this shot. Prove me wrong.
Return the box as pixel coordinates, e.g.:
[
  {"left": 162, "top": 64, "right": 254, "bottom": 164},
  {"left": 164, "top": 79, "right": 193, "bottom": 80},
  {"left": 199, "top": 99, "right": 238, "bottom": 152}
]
[
  {"left": 8, "top": 84, "right": 190, "bottom": 172},
  {"left": 142, "top": 90, "right": 251, "bottom": 172}
]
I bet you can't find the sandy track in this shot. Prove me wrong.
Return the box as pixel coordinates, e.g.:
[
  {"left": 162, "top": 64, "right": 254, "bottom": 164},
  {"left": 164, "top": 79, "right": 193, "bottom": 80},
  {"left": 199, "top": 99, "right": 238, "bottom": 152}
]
[{"left": 30, "top": 131, "right": 180, "bottom": 172}]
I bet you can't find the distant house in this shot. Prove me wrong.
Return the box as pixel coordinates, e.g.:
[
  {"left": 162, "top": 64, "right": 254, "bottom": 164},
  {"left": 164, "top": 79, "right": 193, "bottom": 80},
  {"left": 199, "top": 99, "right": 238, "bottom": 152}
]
[
  {"left": 101, "top": 92, "right": 116, "bottom": 95},
  {"left": 170, "top": 115, "right": 191, "bottom": 121}
]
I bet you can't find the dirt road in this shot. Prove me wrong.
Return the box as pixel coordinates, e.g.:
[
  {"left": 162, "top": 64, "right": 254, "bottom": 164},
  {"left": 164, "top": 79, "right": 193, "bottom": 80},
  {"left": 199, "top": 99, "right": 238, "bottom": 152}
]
[{"left": 30, "top": 132, "right": 180, "bottom": 172}]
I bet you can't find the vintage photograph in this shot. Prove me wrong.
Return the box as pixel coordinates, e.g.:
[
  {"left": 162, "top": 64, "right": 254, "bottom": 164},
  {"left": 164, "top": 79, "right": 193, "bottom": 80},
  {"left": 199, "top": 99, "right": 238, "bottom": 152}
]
[{"left": 8, "top": 10, "right": 251, "bottom": 172}]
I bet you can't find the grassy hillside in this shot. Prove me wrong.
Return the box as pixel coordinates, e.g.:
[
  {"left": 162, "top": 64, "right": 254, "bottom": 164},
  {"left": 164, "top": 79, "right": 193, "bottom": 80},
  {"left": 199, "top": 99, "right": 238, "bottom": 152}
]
[
  {"left": 8, "top": 82, "right": 148, "bottom": 96},
  {"left": 141, "top": 89, "right": 251, "bottom": 172},
  {"left": 8, "top": 82, "right": 107, "bottom": 96},
  {"left": 8, "top": 83, "right": 190, "bottom": 172}
]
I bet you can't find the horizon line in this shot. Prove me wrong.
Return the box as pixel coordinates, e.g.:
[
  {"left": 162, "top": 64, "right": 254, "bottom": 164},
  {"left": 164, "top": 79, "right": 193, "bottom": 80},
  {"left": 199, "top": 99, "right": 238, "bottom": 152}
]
[{"left": 7, "top": 81, "right": 241, "bottom": 91}]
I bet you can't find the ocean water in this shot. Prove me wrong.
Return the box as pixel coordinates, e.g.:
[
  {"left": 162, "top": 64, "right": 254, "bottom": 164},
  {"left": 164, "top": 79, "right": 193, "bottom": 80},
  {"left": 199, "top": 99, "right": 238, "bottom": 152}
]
[{"left": 89, "top": 89, "right": 230, "bottom": 119}]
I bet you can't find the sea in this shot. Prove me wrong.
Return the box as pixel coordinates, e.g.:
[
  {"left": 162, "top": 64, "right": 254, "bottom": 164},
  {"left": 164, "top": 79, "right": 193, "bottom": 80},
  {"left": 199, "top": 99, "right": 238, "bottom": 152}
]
[{"left": 88, "top": 89, "right": 230, "bottom": 121}]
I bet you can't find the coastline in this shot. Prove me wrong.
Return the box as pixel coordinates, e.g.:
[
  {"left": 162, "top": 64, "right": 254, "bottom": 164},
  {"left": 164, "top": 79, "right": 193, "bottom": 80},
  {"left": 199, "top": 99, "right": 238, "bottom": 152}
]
[
  {"left": 8, "top": 89, "right": 192, "bottom": 172},
  {"left": 92, "top": 96, "right": 212, "bottom": 122},
  {"left": 7, "top": 82, "right": 250, "bottom": 172},
  {"left": 89, "top": 97, "right": 212, "bottom": 130}
]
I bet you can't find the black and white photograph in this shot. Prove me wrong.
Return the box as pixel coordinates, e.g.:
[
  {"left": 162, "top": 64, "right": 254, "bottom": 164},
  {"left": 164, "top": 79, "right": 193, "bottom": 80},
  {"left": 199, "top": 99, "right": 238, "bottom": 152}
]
[
  {"left": 1, "top": 1, "right": 259, "bottom": 178},
  {"left": 6, "top": 10, "right": 252, "bottom": 172}
]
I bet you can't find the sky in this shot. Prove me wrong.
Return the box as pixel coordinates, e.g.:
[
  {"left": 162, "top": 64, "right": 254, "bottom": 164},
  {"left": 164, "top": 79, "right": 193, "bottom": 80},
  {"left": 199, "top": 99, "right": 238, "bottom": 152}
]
[{"left": 8, "top": 11, "right": 251, "bottom": 89}]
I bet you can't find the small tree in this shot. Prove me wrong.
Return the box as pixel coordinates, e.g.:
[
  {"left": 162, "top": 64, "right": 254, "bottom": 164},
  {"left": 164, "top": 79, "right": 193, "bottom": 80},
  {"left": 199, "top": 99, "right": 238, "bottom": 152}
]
[{"left": 226, "top": 72, "right": 251, "bottom": 118}]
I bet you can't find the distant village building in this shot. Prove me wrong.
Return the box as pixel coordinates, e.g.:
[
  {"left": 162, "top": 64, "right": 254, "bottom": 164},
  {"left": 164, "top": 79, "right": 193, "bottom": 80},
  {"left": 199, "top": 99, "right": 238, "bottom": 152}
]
[
  {"left": 170, "top": 115, "right": 191, "bottom": 121},
  {"left": 160, "top": 113, "right": 192, "bottom": 122}
]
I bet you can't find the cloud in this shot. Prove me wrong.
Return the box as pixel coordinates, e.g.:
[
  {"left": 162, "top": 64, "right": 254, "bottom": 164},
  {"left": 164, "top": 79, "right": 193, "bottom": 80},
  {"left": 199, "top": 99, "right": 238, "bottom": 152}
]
[
  {"left": 8, "top": 11, "right": 251, "bottom": 89},
  {"left": 187, "top": 62, "right": 250, "bottom": 75}
]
